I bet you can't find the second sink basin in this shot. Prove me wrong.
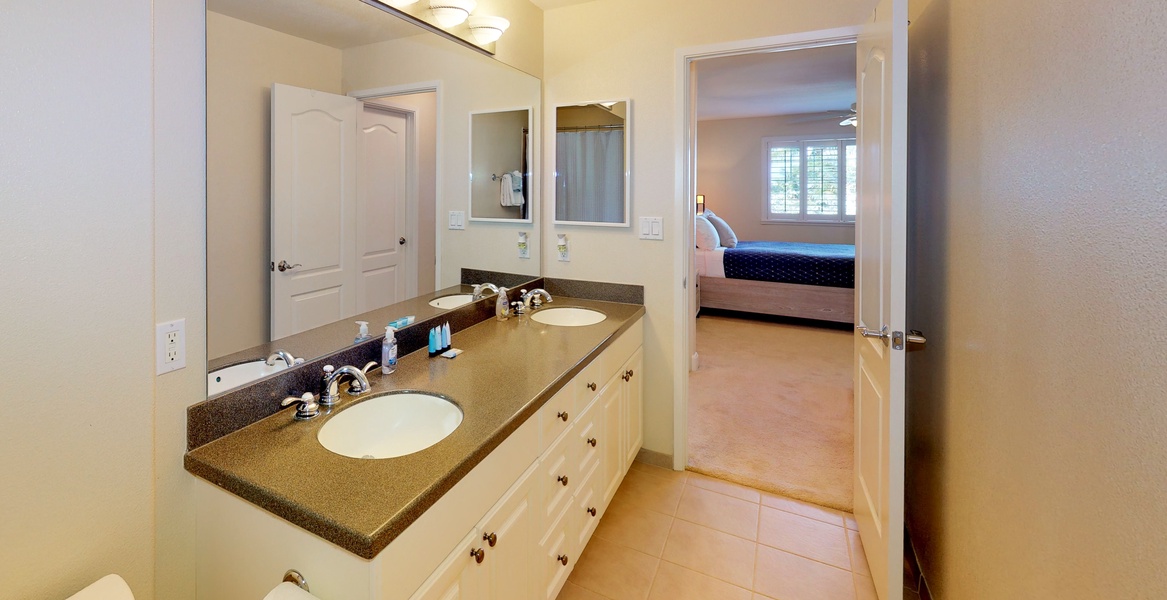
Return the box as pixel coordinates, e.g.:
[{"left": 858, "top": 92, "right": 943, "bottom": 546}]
[
  {"left": 530, "top": 307, "right": 607, "bottom": 327},
  {"left": 208, "top": 360, "right": 289, "bottom": 396},
  {"left": 428, "top": 294, "right": 475, "bottom": 309},
  {"left": 318, "top": 392, "right": 463, "bottom": 459}
]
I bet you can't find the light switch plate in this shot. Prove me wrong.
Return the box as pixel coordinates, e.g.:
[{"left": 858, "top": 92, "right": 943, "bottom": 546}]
[
  {"left": 448, "top": 211, "right": 466, "bottom": 230},
  {"left": 639, "top": 217, "right": 664, "bottom": 240},
  {"left": 156, "top": 318, "right": 186, "bottom": 375}
]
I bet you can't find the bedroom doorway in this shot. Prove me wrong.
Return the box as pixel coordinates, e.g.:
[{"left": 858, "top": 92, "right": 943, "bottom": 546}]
[{"left": 678, "top": 35, "right": 860, "bottom": 513}]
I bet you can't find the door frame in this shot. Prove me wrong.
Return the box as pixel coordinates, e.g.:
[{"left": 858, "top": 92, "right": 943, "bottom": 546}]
[
  {"left": 672, "top": 27, "right": 863, "bottom": 470},
  {"left": 351, "top": 82, "right": 442, "bottom": 293}
]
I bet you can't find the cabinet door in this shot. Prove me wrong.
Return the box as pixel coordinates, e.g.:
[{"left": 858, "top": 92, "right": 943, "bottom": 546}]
[
  {"left": 480, "top": 464, "right": 537, "bottom": 600},
  {"left": 622, "top": 348, "right": 644, "bottom": 468},
  {"left": 599, "top": 372, "right": 624, "bottom": 506},
  {"left": 538, "top": 504, "right": 574, "bottom": 600},
  {"left": 409, "top": 529, "right": 485, "bottom": 600}
]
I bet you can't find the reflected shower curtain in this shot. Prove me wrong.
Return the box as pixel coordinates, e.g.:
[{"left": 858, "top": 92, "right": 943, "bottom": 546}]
[{"left": 555, "top": 129, "right": 624, "bottom": 223}]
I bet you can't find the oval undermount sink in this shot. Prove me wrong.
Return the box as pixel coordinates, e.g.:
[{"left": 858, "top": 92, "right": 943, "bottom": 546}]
[
  {"left": 530, "top": 307, "right": 607, "bottom": 327},
  {"left": 208, "top": 360, "right": 288, "bottom": 396},
  {"left": 318, "top": 392, "right": 463, "bottom": 459},
  {"left": 429, "top": 293, "right": 475, "bottom": 309}
]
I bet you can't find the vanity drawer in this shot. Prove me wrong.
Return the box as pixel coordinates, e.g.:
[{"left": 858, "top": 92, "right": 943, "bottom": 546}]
[
  {"left": 599, "top": 318, "right": 643, "bottom": 379},
  {"left": 571, "top": 360, "right": 603, "bottom": 415},
  {"left": 537, "top": 420, "right": 577, "bottom": 539},
  {"left": 538, "top": 384, "right": 574, "bottom": 454}
]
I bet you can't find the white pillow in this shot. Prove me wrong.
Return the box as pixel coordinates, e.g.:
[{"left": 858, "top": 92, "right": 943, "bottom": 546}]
[
  {"left": 695, "top": 215, "right": 721, "bottom": 250},
  {"left": 703, "top": 210, "right": 738, "bottom": 248}
]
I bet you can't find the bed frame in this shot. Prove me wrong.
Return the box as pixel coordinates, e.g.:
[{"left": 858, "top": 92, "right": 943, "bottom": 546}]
[{"left": 698, "top": 276, "right": 854, "bottom": 324}]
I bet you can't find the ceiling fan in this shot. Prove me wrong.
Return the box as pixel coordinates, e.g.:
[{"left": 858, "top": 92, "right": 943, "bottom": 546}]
[{"left": 788, "top": 103, "right": 857, "bottom": 127}]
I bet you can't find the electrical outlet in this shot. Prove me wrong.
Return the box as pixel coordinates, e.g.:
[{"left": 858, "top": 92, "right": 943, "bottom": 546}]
[{"left": 156, "top": 319, "right": 186, "bottom": 375}]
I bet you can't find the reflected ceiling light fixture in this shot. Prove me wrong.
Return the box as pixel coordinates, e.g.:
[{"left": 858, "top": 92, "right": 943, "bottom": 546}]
[
  {"left": 467, "top": 15, "right": 510, "bottom": 45},
  {"left": 429, "top": 0, "right": 476, "bottom": 28},
  {"left": 376, "top": 0, "right": 419, "bottom": 8}
]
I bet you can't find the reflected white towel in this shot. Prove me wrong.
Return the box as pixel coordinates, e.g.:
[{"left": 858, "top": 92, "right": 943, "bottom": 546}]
[{"left": 500, "top": 173, "right": 515, "bottom": 206}]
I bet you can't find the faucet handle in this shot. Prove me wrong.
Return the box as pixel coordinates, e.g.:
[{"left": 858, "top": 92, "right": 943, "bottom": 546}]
[
  {"left": 348, "top": 362, "right": 378, "bottom": 393},
  {"left": 281, "top": 393, "right": 319, "bottom": 420}
]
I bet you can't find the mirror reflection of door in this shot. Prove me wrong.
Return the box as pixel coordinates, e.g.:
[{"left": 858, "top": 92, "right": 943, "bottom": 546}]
[{"left": 357, "top": 103, "right": 415, "bottom": 313}]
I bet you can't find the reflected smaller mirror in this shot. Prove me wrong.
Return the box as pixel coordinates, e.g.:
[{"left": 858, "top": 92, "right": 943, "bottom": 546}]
[
  {"left": 470, "top": 108, "right": 533, "bottom": 222},
  {"left": 554, "top": 100, "right": 630, "bottom": 226}
]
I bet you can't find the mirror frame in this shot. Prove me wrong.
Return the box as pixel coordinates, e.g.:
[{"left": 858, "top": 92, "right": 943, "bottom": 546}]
[
  {"left": 551, "top": 98, "right": 631, "bottom": 228},
  {"left": 468, "top": 106, "right": 535, "bottom": 224}
]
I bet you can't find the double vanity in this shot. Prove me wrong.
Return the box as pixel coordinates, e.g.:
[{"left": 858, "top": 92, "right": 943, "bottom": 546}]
[{"left": 188, "top": 281, "right": 645, "bottom": 600}]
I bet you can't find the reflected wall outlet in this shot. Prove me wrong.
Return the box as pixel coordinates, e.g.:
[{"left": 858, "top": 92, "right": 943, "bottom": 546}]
[
  {"left": 448, "top": 211, "right": 465, "bottom": 230},
  {"left": 156, "top": 318, "right": 186, "bottom": 375}
]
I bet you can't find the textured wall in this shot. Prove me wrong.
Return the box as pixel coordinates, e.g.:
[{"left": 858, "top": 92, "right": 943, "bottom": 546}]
[{"left": 906, "top": 0, "right": 1167, "bottom": 597}]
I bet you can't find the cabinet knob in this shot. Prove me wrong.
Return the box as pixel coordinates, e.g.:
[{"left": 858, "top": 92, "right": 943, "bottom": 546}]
[
  {"left": 557, "top": 554, "right": 570, "bottom": 566},
  {"left": 587, "top": 382, "right": 597, "bottom": 391},
  {"left": 483, "top": 532, "right": 497, "bottom": 547},
  {"left": 627, "top": 369, "right": 634, "bottom": 379},
  {"left": 622, "top": 373, "right": 629, "bottom": 382},
  {"left": 587, "top": 507, "right": 597, "bottom": 517},
  {"left": 470, "top": 548, "right": 485, "bottom": 563},
  {"left": 587, "top": 437, "right": 597, "bottom": 447},
  {"left": 558, "top": 411, "right": 569, "bottom": 422},
  {"left": 558, "top": 475, "right": 569, "bottom": 486}
]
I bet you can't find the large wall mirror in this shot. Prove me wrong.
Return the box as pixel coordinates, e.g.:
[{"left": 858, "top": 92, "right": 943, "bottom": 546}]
[
  {"left": 553, "top": 100, "right": 630, "bottom": 226},
  {"left": 470, "top": 108, "right": 532, "bottom": 222},
  {"left": 206, "top": 0, "right": 541, "bottom": 395}
]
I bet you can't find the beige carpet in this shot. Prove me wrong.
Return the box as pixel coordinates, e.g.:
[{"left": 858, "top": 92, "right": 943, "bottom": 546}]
[{"left": 688, "top": 312, "right": 854, "bottom": 511}]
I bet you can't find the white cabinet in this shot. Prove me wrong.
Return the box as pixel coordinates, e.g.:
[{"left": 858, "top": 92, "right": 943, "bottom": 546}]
[
  {"left": 622, "top": 349, "right": 643, "bottom": 469},
  {"left": 599, "top": 373, "right": 624, "bottom": 506},
  {"left": 479, "top": 464, "right": 537, "bottom": 600},
  {"left": 411, "top": 529, "right": 485, "bottom": 600}
]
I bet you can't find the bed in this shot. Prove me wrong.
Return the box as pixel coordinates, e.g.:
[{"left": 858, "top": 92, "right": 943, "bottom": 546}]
[{"left": 696, "top": 240, "right": 855, "bottom": 323}]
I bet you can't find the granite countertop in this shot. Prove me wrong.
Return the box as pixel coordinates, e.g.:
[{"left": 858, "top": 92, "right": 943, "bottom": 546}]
[{"left": 185, "top": 297, "right": 645, "bottom": 559}]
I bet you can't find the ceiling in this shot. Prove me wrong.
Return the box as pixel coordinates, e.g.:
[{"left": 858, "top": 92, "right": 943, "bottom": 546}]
[
  {"left": 529, "top": 0, "right": 597, "bottom": 10},
  {"left": 207, "top": 0, "right": 422, "bottom": 49},
  {"left": 695, "top": 43, "right": 857, "bottom": 121}
]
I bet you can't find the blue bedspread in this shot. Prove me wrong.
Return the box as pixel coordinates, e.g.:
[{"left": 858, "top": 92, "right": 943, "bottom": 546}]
[{"left": 722, "top": 241, "right": 855, "bottom": 288}]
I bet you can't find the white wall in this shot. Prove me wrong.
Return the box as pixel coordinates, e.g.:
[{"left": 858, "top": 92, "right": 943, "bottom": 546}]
[
  {"left": 542, "top": 0, "right": 874, "bottom": 456},
  {"left": 0, "top": 1, "right": 206, "bottom": 599},
  {"left": 344, "top": 33, "right": 542, "bottom": 287},
  {"left": 697, "top": 114, "right": 856, "bottom": 244},
  {"left": 906, "top": 0, "right": 1167, "bottom": 597},
  {"left": 206, "top": 11, "right": 343, "bottom": 359}
]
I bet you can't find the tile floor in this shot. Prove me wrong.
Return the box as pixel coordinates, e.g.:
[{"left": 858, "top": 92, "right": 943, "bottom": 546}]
[{"left": 558, "top": 462, "right": 877, "bottom": 600}]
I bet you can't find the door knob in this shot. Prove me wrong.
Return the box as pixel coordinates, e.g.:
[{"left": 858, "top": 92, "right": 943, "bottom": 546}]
[
  {"left": 399, "top": 237, "right": 407, "bottom": 245},
  {"left": 274, "top": 260, "right": 303, "bottom": 272},
  {"left": 856, "top": 324, "right": 890, "bottom": 344}
]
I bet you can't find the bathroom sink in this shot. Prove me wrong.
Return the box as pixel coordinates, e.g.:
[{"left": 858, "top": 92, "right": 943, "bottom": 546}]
[
  {"left": 428, "top": 294, "right": 475, "bottom": 309},
  {"left": 317, "top": 392, "right": 463, "bottom": 459},
  {"left": 530, "top": 307, "right": 607, "bottom": 327},
  {"left": 208, "top": 360, "right": 288, "bottom": 396}
]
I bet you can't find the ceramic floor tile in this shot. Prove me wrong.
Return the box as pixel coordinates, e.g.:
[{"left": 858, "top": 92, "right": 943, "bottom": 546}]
[
  {"left": 675, "top": 484, "right": 760, "bottom": 541},
  {"left": 854, "top": 574, "right": 878, "bottom": 600},
  {"left": 647, "top": 561, "right": 752, "bottom": 600},
  {"left": 754, "top": 545, "right": 855, "bottom": 600},
  {"left": 761, "top": 492, "right": 846, "bottom": 526},
  {"left": 847, "top": 528, "right": 871, "bottom": 576},
  {"left": 631, "top": 461, "right": 689, "bottom": 484},
  {"left": 661, "top": 518, "right": 757, "bottom": 589},
  {"left": 557, "top": 581, "right": 612, "bottom": 600},
  {"left": 613, "top": 467, "right": 686, "bottom": 515},
  {"left": 758, "top": 506, "right": 850, "bottom": 570},
  {"left": 594, "top": 495, "right": 674, "bottom": 557},
  {"left": 686, "top": 471, "right": 762, "bottom": 503},
  {"left": 568, "top": 536, "right": 659, "bottom": 600}
]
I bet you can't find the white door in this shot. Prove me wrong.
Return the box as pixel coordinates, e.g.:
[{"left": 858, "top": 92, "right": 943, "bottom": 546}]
[
  {"left": 481, "top": 466, "right": 536, "bottom": 600},
  {"left": 853, "top": 0, "right": 909, "bottom": 598},
  {"left": 357, "top": 104, "right": 415, "bottom": 312},
  {"left": 270, "top": 83, "right": 358, "bottom": 340},
  {"left": 409, "top": 529, "right": 485, "bottom": 600}
]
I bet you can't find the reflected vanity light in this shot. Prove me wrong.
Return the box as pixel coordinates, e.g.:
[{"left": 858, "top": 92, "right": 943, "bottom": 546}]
[
  {"left": 468, "top": 15, "right": 510, "bottom": 44},
  {"left": 696, "top": 194, "right": 705, "bottom": 215},
  {"left": 429, "top": 0, "right": 476, "bottom": 27}
]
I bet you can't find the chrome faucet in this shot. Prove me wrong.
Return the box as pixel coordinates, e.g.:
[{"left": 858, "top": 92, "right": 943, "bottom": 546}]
[
  {"left": 320, "top": 364, "right": 371, "bottom": 406},
  {"left": 266, "top": 350, "right": 296, "bottom": 368},
  {"left": 472, "top": 282, "right": 500, "bottom": 300},
  {"left": 521, "top": 288, "right": 553, "bottom": 311}
]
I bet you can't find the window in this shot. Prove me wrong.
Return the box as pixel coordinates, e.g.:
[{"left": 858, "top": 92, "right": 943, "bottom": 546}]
[{"left": 764, "top": 137, "right": 856, "bottom": 223}]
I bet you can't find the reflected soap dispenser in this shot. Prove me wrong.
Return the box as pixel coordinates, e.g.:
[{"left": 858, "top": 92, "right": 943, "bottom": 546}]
[{"left": 496, "top": 286, "right": 510, "bottom": 321}]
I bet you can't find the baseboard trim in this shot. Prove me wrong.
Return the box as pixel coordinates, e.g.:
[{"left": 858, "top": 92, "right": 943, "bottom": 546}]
[{"left": 634, "top": 447, "right": 673, "bottom": 470}]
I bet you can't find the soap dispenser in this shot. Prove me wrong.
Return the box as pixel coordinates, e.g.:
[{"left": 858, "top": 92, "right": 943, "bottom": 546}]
[
  {"left": 496, "top": 286, "right": 510, "bottom": 321},
  {"left": 354, "top": 321, "right": 371, "bottom": 343},
  {"left": 382, "top": 326, "right": 397, "bottom": 375}
]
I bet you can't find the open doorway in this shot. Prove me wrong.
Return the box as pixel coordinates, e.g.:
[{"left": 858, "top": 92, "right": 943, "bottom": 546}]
[{"left": 686, "top": 42, "right": 859, "bottom": 512}]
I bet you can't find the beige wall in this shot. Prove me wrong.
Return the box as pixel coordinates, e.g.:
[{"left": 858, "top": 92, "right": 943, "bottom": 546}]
[
  {"left": 0, "top": 2, "right": 206, "bottom": 599},
  {"left": 697, "top": 114, "right": 856, "bottom": 244},
  {"left": 906, "top": 0, "right": 1167, "bottom": 597},
  {"left": 542, "top": 0, "right": 874, "bottom": 456},
  {"left": 206, "top": 11, "right": 343, "bottom": 359},
  {"left": 344, "top": 34, "right": 542, "bottom": 287}
]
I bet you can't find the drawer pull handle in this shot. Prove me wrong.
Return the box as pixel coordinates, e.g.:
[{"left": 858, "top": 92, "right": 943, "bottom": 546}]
[
  {"left": 483, "top": 532, "right": 497, "bottom": 547},
  {"left": 557, "top": 554, "right": 570, "bottom": 566},
  {"left": 587, "top": 382, "right": 597, "bottom": 391},
  {"left": 587, "top": 507, "right": 597, "bottom": 517},
  {"left": 471, "top": 548, "right": 485, "bottom": 563},
  {"left": 627, "top": 369, "right": 634, "bottom": 379},
  {"left": 558, "top": 411, "right": 569, "bottom": 422},
  {"left": 558, "top": 475, "right": 569, "bottom": 486},
  {"left": 587, "top": 437, "right": 597, "bottom": 447}
]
